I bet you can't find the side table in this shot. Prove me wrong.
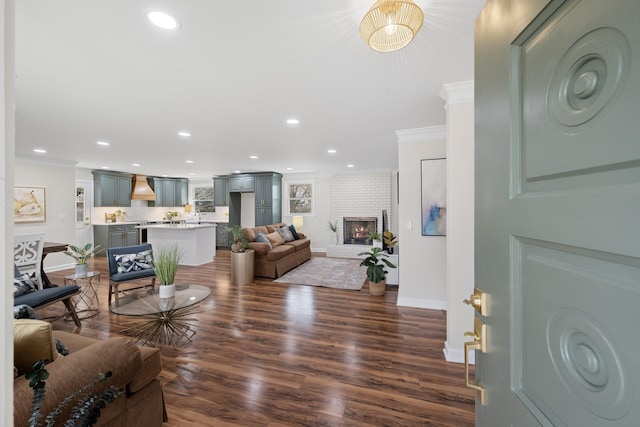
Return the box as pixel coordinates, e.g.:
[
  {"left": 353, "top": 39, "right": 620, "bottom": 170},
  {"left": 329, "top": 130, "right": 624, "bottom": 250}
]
[
  {"left": 231, "top": 249, "right": 255, "bottom": 285},
  {"left": 64, "top": 271, "right": 100, "bottom": 319}
]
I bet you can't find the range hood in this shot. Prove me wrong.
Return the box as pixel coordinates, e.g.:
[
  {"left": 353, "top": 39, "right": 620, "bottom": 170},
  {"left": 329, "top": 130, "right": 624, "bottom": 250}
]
[{"left": 131, "top": 175, "right": 156, "bottom": 201}]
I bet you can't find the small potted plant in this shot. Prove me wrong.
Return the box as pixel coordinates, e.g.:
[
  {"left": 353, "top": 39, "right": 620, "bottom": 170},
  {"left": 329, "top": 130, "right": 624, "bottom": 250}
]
[
  {"left": 115, "top": 209, "right": 127, "bottom": 222},
  {"left": 152, "top": 243, "right": 183, "bottom": 298},
  {"left": 229, "top": 224, "right": 248, "bottom": 253},
  {"left": 64, "top": 243, "right": 104, "bottom": 276},
  {"left": 366, "top": 231, "right": 382, "bottom": 247},
  {"left": 358, "top": 246, "right": 396, "bottom": 296},
  {"left": 383, "top": 230, "right": 398, "bottom": 254},
  {"left": 327, "top": 220, "right": 339, "bottom": 245}
]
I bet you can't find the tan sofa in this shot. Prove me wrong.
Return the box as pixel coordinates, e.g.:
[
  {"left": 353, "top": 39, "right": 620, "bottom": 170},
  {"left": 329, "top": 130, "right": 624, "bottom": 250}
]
[
  {"left": 244, "top": 223, "right": 311, "bottom": 278},
  {"left": 14, "top": 320, "right": 165, "bottom": 426}
]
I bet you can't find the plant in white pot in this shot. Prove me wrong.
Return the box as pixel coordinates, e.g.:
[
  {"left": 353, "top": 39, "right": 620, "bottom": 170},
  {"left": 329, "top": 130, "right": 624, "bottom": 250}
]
[
  {"left": 64, "top": 243, "right": 103, "bottom": 276},
  {"left": 229, "top": 225, "right": 248, "bottom": 253},
  {"left": 358, "top": 247, "right": 396, "bottom": 296},
  {"left": 152, "top": 244, "right": 183, "bottom": 298}
]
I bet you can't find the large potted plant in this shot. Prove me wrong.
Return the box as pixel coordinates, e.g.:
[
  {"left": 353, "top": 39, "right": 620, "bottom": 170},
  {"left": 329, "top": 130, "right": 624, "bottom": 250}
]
[
  {"left": 152, "top": 243, "right": 182, "bottom": 298},
  {"left": 63, "top": 243, "right": 103, "bottom": 276},
  {"left": 229, "top": 224, "right": 248, "bottom": 253},
  {"left": 358, "top": 246, "right": 396, "bottom": 296}
]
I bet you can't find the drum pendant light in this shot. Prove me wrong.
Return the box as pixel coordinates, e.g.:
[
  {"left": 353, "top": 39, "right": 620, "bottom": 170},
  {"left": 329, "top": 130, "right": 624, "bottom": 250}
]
[{"left": 360, "top": 0, "right": 424, "bottom": 53}]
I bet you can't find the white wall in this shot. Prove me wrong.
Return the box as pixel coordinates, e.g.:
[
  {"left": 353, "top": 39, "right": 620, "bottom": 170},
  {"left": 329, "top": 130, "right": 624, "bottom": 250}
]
[
  {"left": 440, "top": 81, "right": 476, "bottom": 363},
  {"left": 14, "top": 160, "right": 76, "bottom": 272},
  {"left": 396, "top": 127, "right": 448, "bottom": 309}
]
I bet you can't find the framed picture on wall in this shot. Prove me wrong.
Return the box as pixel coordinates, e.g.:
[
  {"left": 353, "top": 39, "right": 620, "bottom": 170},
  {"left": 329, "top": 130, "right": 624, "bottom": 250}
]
[
  {"left": 421, "top": 159, "right": 446, "bottom": 236},
  {"left": 14, "top": 186, "right": 46, "bottom": 223}
]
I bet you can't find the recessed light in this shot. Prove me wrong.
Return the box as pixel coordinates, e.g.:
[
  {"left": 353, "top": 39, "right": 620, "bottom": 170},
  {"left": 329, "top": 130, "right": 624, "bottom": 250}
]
[
  {"left": 178, "top": 131, "right": 191, "bottom": 137},
  {"left": 189, "top": 173, "right": 195, "bottom": 176},
  {"left": 250, "top": 155, "right": 258, "bottom": 159},
  {"left": 347, "top": 164, "right": 354, "bottom": 168},
  {"left": 162, "top": 174, "right": 169, "bottom": 177},
  {"left": 286, "top": 119, "right": 299, "bottom": 125},
  {"left": 327, "top": 149, "right": 336, "bottom": 154},
  {"left": 286, "top": 167, "right": 293, "bottom": 171},
  {"left": 234, "top": 170, "right": 241, "bottom": 174},
  {"left": 186, "top": 160, "right": 194, "bottom": 164},
  {"left": 132, "top": 163, "right": 140, "bottom": 167},
  {"left": 101, "top": 166, "right": 110, "bottom": 169},
  {"left": 97, "top": 141, "right": 110, "bottom": 146},
  {"left": 33, "top": 149, "right": 46, "bottom": 154},
  {"left": 148, "top": 11, "right": 180, "bottom": 30}
]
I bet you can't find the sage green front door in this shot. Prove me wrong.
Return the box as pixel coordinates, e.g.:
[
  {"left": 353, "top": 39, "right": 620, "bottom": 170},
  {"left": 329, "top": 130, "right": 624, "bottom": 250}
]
[{"left": 474, "top": 0, "right": 640, "bottom": 425}]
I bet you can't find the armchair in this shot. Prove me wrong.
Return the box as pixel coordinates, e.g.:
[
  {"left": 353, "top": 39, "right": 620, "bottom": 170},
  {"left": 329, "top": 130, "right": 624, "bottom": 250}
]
[{"left": 107, "top": 244, "right": 157, "bottom": 307}]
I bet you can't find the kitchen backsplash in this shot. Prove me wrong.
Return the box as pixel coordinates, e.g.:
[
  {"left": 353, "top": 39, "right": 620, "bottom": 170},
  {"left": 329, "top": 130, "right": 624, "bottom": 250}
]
[{"left": 93, "top": 200, "right": 229, "bottom": 223}]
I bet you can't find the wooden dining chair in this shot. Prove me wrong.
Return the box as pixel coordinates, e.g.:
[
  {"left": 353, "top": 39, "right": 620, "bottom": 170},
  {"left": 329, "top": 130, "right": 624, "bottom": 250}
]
[{"left": 14, "top": 233, "right": 45, "bottom": 290}]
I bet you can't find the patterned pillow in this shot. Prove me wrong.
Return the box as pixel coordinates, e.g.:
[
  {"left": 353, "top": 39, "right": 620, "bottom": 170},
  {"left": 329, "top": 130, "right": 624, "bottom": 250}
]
[
  {"left": 14, "top": 274, "right": 37, "bottom": 297},
  {"left": 255, "top": 232, "right": 272, "bottom": 248},
  {"left": 114, "top": 250, "right": 153, "bottom": 273},
  {"left": 277, "top": 226, "right": 295, "bottom": 242}
]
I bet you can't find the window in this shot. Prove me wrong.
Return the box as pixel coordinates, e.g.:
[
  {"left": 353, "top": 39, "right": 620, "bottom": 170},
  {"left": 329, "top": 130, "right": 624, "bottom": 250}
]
[
  {"left": 285, "top": 180, "right": 314, "bottom": 215},
  {"left": 193, "top": 186, "right": 215, "bottom": 212}
]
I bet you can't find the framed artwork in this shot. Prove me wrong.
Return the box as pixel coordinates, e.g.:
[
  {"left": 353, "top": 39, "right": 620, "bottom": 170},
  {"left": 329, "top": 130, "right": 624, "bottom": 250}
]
[
  {"left": 285, "top": 180, "right": 314, "bottom": 215},
  {"left": 14, "top": 186, "right": 46, "bottom": 223},
  {"left": 421, "top": 159, "right": 446, "bottom": 236}
]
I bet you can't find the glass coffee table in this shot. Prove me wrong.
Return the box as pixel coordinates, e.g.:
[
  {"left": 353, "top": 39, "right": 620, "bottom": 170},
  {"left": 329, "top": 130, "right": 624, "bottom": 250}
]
[{"left": 109, "top": 284, "right": 211, "bottom": 348}]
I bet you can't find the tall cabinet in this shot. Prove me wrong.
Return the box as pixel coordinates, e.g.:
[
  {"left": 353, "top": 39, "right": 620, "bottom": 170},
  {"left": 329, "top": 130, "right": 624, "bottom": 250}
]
[{"left": 228, "top": 172, "right": 282, "bottom": 227}]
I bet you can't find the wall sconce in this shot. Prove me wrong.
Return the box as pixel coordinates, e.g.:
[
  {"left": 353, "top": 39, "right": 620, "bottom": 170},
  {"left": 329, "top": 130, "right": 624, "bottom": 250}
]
[{"left": 293, "top": 216, "right": 304, "bottom": 232}]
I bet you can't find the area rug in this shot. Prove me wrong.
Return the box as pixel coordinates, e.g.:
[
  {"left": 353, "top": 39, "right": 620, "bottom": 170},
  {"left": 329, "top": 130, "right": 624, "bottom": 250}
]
[{"left": 273, "top": 257, "right": 366, "bottom": 290}]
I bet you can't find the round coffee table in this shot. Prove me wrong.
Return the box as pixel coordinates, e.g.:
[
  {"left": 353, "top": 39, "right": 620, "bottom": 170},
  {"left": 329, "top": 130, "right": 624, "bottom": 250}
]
[{"left": 110, "top": 284, "right": 211, "bottom": 348}]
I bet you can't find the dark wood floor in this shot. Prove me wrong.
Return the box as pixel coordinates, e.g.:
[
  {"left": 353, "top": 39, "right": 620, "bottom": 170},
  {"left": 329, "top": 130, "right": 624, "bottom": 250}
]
[{"left": 42, "top": 251, "right": 475, "bottom": 426}]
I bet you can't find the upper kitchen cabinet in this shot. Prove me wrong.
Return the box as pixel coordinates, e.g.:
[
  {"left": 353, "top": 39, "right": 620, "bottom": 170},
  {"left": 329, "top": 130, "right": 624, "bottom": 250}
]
[
  {"left": 213, "top": 177, "right": 229, "bottom": 206},
  {"left": 148, "top": 177, "right": 189, "bottom": 207},
  {"left": 228, "top": 175, "right": 254, "bottom": 193},
  {"left": 93, "top": 170, "right": 132, "bottom": 207},
  {"left": 254, "top": 173, "right": 282, "bottom": 226}
]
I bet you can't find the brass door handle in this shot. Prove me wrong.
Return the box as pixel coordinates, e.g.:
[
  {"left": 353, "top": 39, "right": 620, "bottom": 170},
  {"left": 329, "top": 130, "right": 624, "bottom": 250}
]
[
  {"left": 464, "top": 317, "right": 487, "bottom": 405},
  {"left": 463, "top": 288, "right": 487, "bottom": 316}
]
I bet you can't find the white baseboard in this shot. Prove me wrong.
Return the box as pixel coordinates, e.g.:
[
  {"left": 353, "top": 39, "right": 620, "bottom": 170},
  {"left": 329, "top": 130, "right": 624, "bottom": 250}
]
[
  {"left": 44, "top": 262, "right": 75, "bottom": 273},
  {"left": 396, "top": 297, "right": 446, "bottom": 310},
  {"left": 443, "top": 340, "right": 474, "bottom": 364}
]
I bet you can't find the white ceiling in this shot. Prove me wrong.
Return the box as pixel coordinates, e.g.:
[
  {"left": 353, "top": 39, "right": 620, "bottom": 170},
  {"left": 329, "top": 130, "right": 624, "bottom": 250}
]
[{"left": 14, "top": 0, "right": 485, "bottom": 179}]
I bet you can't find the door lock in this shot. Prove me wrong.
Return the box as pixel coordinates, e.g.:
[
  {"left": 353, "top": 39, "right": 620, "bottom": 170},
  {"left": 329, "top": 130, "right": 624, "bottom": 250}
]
[
  {"left": 464, "top": 317, "right": 487, "bottom": 405},
  {"left": 463, "top": 288, "right": 487, "bottom": 316}
]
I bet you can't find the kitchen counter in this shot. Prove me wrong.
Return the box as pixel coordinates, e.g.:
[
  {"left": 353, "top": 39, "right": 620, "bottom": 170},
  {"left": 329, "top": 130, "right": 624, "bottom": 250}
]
[{"left": 143, "top": 223, "right": 217, "bottom": 266}]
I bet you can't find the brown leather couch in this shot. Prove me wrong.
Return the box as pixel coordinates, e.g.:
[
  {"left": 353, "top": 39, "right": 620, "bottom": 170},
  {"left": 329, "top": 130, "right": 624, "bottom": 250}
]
[
  {"left": 244, "top": 223, "right": 311, "bottom": 278},
  {"left": 14, "top": 322, "right": 165, "bottom": 426}
]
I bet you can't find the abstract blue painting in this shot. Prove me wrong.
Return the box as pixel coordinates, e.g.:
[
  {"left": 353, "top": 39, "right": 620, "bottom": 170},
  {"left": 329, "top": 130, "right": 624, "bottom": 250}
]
[{"left": 421, "top": 158, "right": 446, "bottom": 236}]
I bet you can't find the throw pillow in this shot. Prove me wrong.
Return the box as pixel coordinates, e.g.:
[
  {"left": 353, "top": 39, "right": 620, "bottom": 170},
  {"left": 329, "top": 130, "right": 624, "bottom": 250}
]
[
  {"left": 255, "top": 232, "right": 272, "bottom": 248},
  {"left": 14, "top": 319, "right": 59, "bottom": 375},
  {"left": 288, "top": 225, "right": 300, "bottom": 240},
  {"left": 277, "top": 226, "right": 295, "bottom": 242},
  {"left": 266, "top": 231, "right": 285, "bottom": 247},
  {"left": 114, "top": 250, "right": 153, "bottom": 273},
  {"left": 14, "top": 304, "right": 40, "bottom": 320},
  {"left": 14, "top": 274, "right": 37, "bottom": 298}
]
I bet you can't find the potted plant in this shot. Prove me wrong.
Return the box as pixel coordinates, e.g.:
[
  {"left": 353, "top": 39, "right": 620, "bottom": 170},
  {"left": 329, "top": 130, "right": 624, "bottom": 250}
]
[
  {"left": 366, "top": 231, "right": 382, "bottom": 247},
  {"left": 64, "top": 243, "right": 103, "bottom": 276},
  {"left": 152, "top": 243, "right": 182, "bottom": 298},
  {"left": 383, "top": 230, "right": 398, "bottom": 254},
  {"left": 229, "top": 225, "right": 248, "bottom": 253},
  {"left": 115, "top": 209, "right": 127, "bottom": 222},
  {"left": 358, "top": 247, "right": 396, "bottom": 296}
]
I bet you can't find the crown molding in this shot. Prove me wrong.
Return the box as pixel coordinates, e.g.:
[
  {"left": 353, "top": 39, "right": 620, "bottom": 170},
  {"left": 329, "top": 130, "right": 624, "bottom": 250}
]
[
  {"left": 396, "top": 125, "right": 446, "bottom": 143},
  {"left": 439, "top": 80, "right": 474, "bottom": 104}
]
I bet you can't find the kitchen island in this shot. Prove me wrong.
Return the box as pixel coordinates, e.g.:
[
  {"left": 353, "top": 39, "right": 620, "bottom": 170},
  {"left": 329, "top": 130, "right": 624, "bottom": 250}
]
[{"left": 138, "top": 223, "right": 217, "bottom": 266}]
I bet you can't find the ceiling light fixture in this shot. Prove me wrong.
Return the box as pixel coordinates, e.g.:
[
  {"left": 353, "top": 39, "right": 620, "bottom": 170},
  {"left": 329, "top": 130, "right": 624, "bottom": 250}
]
[
  {"left": 360, "top": 0, "right": 424, "bottom": 53},
  {"left": 97, "top": 141, "right": 110, "bottom": 146},
  {"left": 347, "top": 164, "right": 355, "bottom": 168},
  {"left": 250, "top": 155, "right": 258, "bottom": 159},
  {"left": 33, "top": 149, "right": 46, "bottom": 153},
  {"left": 327, "top": 149, "right": 337, "bottom": 154},
  {"left": 286, "top": 119, "right": 299, "bottom": 125},
  {"left": 132, "top": 163, "right": 140, "bottom": 167},
  {"left": 186, "top": 160, "right": 194, "bottom": 164},
  {"left": 148, "top": 11, "right": 180, "bottom": 30},
  {"left": 178, "top": 131, "right": 191, "bottom": 137}
]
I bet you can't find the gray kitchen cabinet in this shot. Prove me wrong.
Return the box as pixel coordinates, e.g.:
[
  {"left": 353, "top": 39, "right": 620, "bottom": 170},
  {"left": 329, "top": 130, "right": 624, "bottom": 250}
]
[
  {"left": 229, "top": 175, "right": 254, "bottom": 192},
  {"left": 215, "top": 223, "right": 230, "bottom": 249},
  {"left": 148, "top": 177, "right": 188, "bottom": 207},
  {"left": 92, "top": 170, "right": 132, "bottom": 207},
  {"left": 213, "top": 177, "right": 229, "bottom": 206},
  {"left": 94, "top": 224, "right": 139, "bottom": 256},
  {"left": 254, "top": 173, "right": 282, "bottom": 226}
]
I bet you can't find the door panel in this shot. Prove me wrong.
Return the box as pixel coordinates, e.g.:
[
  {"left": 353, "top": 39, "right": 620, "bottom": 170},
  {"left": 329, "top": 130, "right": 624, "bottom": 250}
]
[{"left": 475, "top": 0, "right": 640, "bottom": 425}]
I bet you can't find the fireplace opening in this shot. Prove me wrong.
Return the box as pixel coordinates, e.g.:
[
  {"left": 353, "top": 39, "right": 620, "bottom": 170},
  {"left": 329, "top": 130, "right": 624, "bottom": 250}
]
[{"left": 343, "top": 217, "right": 377, "bottom": 245}]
